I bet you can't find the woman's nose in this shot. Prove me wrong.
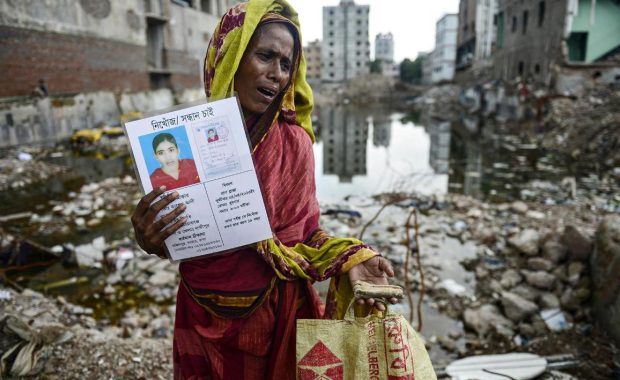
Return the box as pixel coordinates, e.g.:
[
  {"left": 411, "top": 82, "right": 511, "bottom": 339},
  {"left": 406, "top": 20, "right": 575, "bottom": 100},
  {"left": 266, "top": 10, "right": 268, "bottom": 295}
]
[{"left": 267, "top": 61, "right": 284, "bottom": 83}]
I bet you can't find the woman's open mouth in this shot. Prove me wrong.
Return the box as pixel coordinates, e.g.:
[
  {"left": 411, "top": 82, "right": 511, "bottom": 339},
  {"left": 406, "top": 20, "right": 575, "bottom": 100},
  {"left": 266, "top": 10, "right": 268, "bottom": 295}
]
[{"left": 257, "top": 87, "right": 277, "bottom": 99}]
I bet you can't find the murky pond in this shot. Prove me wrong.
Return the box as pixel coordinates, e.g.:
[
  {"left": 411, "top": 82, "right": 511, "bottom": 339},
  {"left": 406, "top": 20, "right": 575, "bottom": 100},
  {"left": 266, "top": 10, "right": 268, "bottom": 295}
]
[
  {"left": 313, "top": 106, "right": 616, "bottom": 206},
  {"left": 313, "top": 107, "right": 448, "bottom": 203}
]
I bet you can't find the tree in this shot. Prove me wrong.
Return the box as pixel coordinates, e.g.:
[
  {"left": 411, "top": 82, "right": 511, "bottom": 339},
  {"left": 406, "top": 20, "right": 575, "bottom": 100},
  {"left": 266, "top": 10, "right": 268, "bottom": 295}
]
[
  {"left": 400, "top": 57, "right": 424, "bottom": 84},
  {"left": 369, "top": 60, "right": 382, "bottom": 74}
]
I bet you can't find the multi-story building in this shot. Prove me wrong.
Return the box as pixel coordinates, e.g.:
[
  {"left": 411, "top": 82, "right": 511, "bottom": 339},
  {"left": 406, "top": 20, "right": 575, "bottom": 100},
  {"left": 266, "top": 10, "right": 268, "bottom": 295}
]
[
  {"left": 493, "top": 0, "right": 620, "bottom": 85},
  {"left": 375, "top": 32, "right": 398, "bottom": 78},
  {"left": 321, "top": 0, "right": 370, "bottom": 82},
  {"left": 0, "top": 0, "right": 236, "bottom": 97},
  {"left": 431, "top": 14, "right": 459, "bottom": 83},
  {"left": 304, "top": 40, "right": 322, "bottom": 82},
  {"left": 375, "top": 32, "right": 394, "bottom": 62},
  {"left": 455, "top": 0, "right": 498, "bottom": 70}
]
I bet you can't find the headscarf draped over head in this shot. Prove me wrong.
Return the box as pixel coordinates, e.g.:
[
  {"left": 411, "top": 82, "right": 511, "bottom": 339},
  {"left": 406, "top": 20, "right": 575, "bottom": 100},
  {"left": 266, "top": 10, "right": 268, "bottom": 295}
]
[
  {"left": 191, "top": 0, "right": 378, "bottom": 321},
  {"left": 204, "top": 0, "right": 315, "bottom": 143}
]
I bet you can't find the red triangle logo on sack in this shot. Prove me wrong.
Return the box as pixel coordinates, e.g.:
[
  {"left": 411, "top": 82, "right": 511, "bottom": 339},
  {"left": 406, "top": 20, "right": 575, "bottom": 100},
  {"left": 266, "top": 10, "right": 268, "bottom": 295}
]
[{"left": 297, "top": 340, "right": 343, "bottom": 380}]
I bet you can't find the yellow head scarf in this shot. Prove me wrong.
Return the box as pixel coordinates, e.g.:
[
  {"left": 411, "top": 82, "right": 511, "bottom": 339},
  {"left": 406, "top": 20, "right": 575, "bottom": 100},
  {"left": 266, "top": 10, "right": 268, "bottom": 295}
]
[{"left": 203, "top": 0, "right": 315, "bottom": 143}]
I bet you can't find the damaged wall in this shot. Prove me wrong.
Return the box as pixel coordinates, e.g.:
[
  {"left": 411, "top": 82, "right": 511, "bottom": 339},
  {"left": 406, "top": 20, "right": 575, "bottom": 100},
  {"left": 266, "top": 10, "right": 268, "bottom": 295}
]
[
  {"left": 0, "top": 89, "right": 203, "bottom": 147},
  {"left": 493, "top": 0, "right": 568, "bottom": 85},
  {"left": 556, "top": 64, "right": 620, "bottom": 95},
  {"left": 0, "top": 0, "right": 149, "bottom": 97},
  {"left": 0, "top": 0, "right": 223, "bottom": 98}
]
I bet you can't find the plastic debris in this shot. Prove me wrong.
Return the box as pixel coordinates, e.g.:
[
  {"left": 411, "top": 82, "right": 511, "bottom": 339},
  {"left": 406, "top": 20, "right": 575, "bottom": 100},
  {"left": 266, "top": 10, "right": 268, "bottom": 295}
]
[
  {"left": 17, "top": 152, "right": 33, "bottom": 161},
  {"left": 541, "top": 309, "right": 571, "bottom": 331}
]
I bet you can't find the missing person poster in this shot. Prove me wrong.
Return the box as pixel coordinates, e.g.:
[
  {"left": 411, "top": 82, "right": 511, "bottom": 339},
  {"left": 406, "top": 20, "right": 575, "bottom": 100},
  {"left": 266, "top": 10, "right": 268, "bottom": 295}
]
[{"left": 124, "top": 97, "right": 273, "bottom": 261}]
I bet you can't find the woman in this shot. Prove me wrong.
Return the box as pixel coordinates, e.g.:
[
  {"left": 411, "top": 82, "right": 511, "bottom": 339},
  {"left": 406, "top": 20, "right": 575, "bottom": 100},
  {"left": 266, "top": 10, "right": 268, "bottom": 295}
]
[
  {"left": 131, "top": 1, "right": 397, "bottom": 378},
  {"left": 149, "top": 132, "right": 200, "bottom": 190}
]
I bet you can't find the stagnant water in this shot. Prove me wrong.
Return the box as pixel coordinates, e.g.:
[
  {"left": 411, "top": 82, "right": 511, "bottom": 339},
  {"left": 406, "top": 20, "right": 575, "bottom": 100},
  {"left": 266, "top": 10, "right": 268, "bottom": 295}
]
[{"left": 312, "top": 105, "right": 607, "bottom": 204}]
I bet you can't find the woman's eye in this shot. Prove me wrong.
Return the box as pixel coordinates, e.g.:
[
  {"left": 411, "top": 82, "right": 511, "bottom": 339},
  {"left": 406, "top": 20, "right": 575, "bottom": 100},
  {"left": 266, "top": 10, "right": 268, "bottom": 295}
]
[{"left": 257, "top": 53, "right": 269, "bottom": 61}]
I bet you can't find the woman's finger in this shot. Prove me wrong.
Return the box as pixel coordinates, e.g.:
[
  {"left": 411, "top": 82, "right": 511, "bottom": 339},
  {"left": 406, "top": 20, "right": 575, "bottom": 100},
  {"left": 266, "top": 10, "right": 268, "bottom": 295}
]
[
  {"left": 131, "top": 186, "right": 166, "bottom": 228},
  {"left": 379, "top": 257, "right": 395, "bottom": 277},
  {"left": 134, "top": 186, "right": 166, "bottom": 218},
  {"left": 159, "top": 216, "right": 188, "bottom": 241},
  {"left": 145, "top": 191, "right": 180, "bottom": 221},
  {"left": 154, "top": 203, "right": 187, "bottom": 231}
]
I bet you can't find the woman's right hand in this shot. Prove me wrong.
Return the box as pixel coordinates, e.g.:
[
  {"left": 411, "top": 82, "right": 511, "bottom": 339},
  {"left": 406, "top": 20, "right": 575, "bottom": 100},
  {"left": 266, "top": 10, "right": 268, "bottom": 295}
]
[{"left": 131, "top": 186, "right": 187, "bottom": 258}]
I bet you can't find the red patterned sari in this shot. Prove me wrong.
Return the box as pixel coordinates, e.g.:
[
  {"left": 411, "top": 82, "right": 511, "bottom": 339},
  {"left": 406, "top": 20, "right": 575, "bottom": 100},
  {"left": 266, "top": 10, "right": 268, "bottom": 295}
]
[{"left": 173, "top": 2, "right": 378, "bottom": 379}]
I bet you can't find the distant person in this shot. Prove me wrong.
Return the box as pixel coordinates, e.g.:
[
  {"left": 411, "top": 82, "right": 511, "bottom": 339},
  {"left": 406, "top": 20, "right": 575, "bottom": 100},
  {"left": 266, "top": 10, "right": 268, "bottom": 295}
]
[
  {"left": 32, "top": 79, "right": 48, "bottom": 98},
  {"left": 149, "top": 133, "right": 199, "bottom": 191},
  {"left": 207, "top": 128, "right": 219, "bottom": 143}
]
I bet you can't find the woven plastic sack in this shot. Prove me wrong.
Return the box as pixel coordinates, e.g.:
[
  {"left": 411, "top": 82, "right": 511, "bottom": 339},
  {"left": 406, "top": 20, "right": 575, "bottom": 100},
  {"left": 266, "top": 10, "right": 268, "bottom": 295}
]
[{"left": 296, "top": 306, "right": 437, "bottom": 380}]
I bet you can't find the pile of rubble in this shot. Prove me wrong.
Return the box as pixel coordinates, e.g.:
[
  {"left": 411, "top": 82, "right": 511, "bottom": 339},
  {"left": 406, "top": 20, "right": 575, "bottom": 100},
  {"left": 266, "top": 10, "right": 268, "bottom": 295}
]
[
  {"left": 2, "top": 186, "right": 618, "bottom": 378},
  {"left": 412, "top": 85, "right": 461, "bottom": 119},
  {"left": 541, "top": 86, "right": 620, "bottom": 170},
  {"left": 0, "top": 152, "right": 65, "bottom": 191},
  {"left": 319, "top": 193, "right": 618, "bottom": 378},
  {"left": 0, "top": 288, "right": 172, "bottom": 379}
]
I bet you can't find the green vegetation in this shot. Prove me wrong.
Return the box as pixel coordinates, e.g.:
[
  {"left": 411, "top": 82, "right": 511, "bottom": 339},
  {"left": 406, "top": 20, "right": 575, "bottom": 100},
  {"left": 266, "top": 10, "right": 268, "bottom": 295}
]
[
  {"left": 400, "top": 56, "right": 423, "bottom": 84},
  {"left": 369, "top": 59, "right": 382, "bottom": 73}
]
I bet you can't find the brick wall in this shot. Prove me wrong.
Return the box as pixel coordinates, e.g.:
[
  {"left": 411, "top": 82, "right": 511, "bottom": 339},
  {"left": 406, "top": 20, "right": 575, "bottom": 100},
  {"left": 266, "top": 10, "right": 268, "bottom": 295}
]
[
  {"left": 0, "top": 26, "right": 150, "bottom": 97},
  {"left": 165, "top": 49, "right": 202, "bottom": 94}
]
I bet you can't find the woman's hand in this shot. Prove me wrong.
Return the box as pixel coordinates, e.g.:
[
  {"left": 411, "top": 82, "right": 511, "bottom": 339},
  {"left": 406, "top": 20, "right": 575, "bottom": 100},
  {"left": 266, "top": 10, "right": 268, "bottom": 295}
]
[
  {"left": 131, "top": 186, "right": 187, "bottom": 259},
  {"left": 347, "top": 256, "right": 398, "bottom": 311}
]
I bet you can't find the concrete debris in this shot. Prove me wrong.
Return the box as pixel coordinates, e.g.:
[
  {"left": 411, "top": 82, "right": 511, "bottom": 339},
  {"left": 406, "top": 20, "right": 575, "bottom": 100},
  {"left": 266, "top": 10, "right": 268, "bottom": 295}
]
[
  {"left": 0, "top": 155, "right": 65, "bottom": 191},
  {"left": 501, "top": 291, "right": 539, "bottom": 322},
  {"left": 0, "top": 147, "right": 616, "bottom": 378}
]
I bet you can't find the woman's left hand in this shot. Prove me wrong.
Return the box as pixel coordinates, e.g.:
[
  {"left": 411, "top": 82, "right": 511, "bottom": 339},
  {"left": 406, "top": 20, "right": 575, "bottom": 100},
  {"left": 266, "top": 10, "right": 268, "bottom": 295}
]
[{"left": 347, "top": 256, "right": 398, "bottom": 311}]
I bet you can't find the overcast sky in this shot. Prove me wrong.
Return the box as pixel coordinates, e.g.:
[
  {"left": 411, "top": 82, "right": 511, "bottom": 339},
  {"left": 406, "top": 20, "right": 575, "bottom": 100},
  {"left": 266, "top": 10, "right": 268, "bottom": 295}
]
[{"left": 287, "top": 0, "right": 459, "bottom": 62}]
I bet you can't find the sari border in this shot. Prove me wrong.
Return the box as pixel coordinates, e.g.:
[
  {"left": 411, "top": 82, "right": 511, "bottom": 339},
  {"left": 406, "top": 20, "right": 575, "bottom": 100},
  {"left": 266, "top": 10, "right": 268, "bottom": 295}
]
[{"left": 180, "top": 275, "right": 279, "bottom": 319}]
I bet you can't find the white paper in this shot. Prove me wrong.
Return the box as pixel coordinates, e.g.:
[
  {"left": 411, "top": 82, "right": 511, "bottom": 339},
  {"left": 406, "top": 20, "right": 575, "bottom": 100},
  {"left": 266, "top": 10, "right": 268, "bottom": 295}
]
[{"left": 124, "top": 97, "right": 273, "bottom": 261}]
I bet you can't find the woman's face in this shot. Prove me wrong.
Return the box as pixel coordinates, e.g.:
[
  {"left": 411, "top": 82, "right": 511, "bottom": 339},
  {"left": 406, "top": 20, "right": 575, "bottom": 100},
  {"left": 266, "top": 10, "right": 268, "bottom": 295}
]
[
  {"left": 234, "top": 23, "right": 294, "bottom": 118},
  {"left": 154, "top": 140, "right": 179, "bottom": 169}
]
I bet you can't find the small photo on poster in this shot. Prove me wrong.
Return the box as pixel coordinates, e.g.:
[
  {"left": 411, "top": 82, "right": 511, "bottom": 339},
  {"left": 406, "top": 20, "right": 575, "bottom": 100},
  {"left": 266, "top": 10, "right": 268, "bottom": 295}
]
[
  {"left": 193, "top": 118, "right": 241, "bottom": 178},
  {"left": 139, "top": 126, "right": 200, "bottom": 191},
  {"left": 206, "top": 127, "right": 220, "bottom": 143}
]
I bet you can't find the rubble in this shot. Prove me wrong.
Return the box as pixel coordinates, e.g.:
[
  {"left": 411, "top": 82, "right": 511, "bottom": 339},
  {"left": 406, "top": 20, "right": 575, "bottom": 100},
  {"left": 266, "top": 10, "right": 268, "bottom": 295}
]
[
  {"left": 0, "top": 153, "right": 65, "bottom": 191},
  {"left": 0, "top": 143, "right": 617, "bottom": 378}
]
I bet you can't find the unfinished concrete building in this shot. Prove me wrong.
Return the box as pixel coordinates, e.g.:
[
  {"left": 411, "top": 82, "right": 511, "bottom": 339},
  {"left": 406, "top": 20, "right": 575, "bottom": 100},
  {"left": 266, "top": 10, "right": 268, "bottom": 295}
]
[
  {"left": 456, "top": 0, "right": 498, "bottom": 71},
  {"left": 0, "top": 0, "right": 237, "bottom": 98},
  {"left": 493, "top": 0, "right": 620, "bottom": 87},
  {"left": 432, "top": 14, "right": 459, "bottom": 83},
  {"left": 321, "top": 0, "right": 370, "bottom": 82}
]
